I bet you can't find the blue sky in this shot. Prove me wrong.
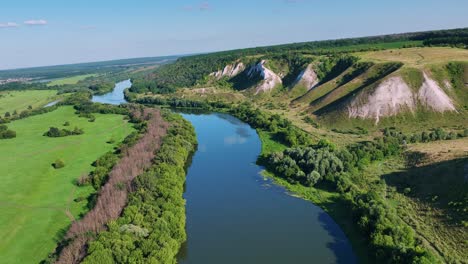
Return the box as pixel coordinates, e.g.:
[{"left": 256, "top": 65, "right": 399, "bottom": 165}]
[{"left": 0, "top": 0, "right": 467, "bottom": 70}]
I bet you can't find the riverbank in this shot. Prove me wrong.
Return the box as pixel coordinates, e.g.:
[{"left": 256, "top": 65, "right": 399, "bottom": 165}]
[
  {"left": 255, "top": 126, "right": 442, "bottom": 263},
  {"left": 255, "top": 129, "right": 371, "bottom": 263}
]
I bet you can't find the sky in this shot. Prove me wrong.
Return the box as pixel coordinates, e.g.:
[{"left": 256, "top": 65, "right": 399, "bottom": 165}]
[{"left": 0, "top": 0, "right": 467, "bottom": 70}]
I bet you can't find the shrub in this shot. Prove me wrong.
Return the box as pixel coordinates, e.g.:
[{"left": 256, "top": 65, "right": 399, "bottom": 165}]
[
  {"left": 44, "top": 126, "right": 84, "bottom": 137},
  {"left": 53, "top": 159, "right": 65, "bottom": 169},
  {"left": 0, "top": 125, "right": 16, "bottom": 139},
  {"left": 76, "top": 174, "right": 90, "bottom": 186}
]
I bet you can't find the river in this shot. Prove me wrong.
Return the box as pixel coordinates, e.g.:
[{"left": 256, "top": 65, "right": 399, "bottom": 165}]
[
  {"left": 93, "top": 82, "right": 357, "bottom": 264},
  {"left": 91, "top": 79, "right": 131, "bottom": 105}
]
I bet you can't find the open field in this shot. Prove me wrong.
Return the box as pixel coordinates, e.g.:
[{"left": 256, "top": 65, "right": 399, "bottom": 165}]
[
  {"left": 0, "top": 90, "right": 58, "bottom": 116},
  {"left": 47, "top": 74, "right": 97, "bottom": 86},
  {"left": 0, "top": 106, "right": 133, "bottom": 264},
  {"left": 356, "top": 47, "right": 468, "bottom": 67}
]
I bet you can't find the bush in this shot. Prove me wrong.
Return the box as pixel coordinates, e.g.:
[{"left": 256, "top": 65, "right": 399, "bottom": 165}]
[
  {"left": 0, "top": 124, "right": 16, "bottom": 139},
  {"left": 76, "top": 174, "right": 90, "bottom": 186},
  {"left": 53, "top": 159, "right": 65, "bottom": 169},
  {"left": 44, "top": 126, "right": 84, "bottom": 137}
]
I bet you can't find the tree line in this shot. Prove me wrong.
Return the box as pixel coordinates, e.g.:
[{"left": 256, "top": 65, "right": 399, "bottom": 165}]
[
  {"left": 229, "top": 103, "right": 311, "bottom": 147},
  {"left": 383, "top": 127, "right": 468, "bottom": 143},
  {"left": 81, "top": 111, "right": 197, "bottom": 263}
]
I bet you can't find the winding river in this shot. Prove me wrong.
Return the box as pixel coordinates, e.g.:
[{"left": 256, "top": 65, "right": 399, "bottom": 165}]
[
  {"left": 91, "top": 79, "right": 131, "bottom": 105},
  {"left": 93, "top": 81, "right": 357, "bottom": 264}
]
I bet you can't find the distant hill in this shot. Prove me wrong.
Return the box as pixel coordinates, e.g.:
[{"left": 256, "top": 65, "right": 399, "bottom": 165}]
[{"left": 0, "top": 55, "right": 180, "bottom": 81}]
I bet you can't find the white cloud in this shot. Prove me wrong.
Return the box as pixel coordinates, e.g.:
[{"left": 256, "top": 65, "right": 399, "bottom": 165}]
[
  {"left": 24, "top": 19, "right": 47, "bottom": 26},
  {"left": 182, "top": 2, "right": 211, "bottom": 12},
  {"left": 199, "top": 1, "right": 211, "bottom": 11},
  {"left": 224, "top": 135, "right": 247, "bottom": 145},
  {"left": 0, "top": 22, "right": 19, "bottom": 28}
]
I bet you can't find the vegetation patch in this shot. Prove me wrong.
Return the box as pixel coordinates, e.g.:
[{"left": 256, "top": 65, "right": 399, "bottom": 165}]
[
  {"left": 44, "top": 126, "right": 84, "bottom": 137},
  {"left": 0, "top": 124, "right": 16, "bottom": 139}
]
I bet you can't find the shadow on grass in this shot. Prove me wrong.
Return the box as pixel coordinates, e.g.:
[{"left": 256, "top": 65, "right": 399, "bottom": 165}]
[{"left": 383, "top": 157, "right": 468, "bottom": 225}]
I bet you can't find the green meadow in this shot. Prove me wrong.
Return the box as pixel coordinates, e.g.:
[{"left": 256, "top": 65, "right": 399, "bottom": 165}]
[
  {"left": 0, "top": 106, "right": 133, "bottom": 264},
  {"left": 0, "top": 90, "right": 58, "bottom": 117}
]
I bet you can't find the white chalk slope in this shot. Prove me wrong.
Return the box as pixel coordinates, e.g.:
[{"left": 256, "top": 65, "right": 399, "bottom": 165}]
[
  {"left": 418, "top": 73, "right": 456, "bottom": 112},
  {"left": 293, "top": 64, "right": 319, "bottom": 91},
  {"left": 348, "top": 76, "right": 415, "bottom": 123},
  {"left": 348, "top": 73, "right": 456, "bottom": 123},
  {"left": 247, "top": 60, "right": 282, "bottom": 94},
  {"left": 210, "top": 62, "right": 245, "bottom": 80}
]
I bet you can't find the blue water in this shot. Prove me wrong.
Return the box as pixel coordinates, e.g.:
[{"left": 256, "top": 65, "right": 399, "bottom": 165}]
[
  {"left": 177, "top": 113, "right": 357, "bottom": 264},
  {"left": 91, "top": 79, "right": 131, "bottom": 105}
]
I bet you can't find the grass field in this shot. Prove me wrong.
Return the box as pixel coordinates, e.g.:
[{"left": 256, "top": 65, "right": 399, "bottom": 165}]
[
  {"left": 356, "top": 47, "right": 468, "bottom": 67},
  {"left": 0, "top": 90, "right": 58, "bottom": 116},
  {"left": 257, "top": 130, "right": 287, "bottom": 156},
  {"left": 0, "top": 106, "right": 133, "bottom": 264},
  {"left": 47, "top": 74, "right": 97, "bottom": 86}
]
